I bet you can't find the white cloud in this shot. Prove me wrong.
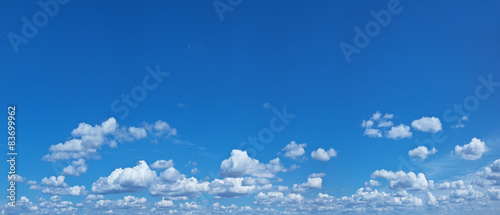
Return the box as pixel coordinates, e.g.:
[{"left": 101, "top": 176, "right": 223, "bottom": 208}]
[
  {"left": 371, "top": 170, "right": 429, "bottom": 190},
  {"left": 293, "top": 177, "right": 322, "bottom": 192},
  {"left": 488, "top": 187, "right": 500, "bottom": 200},
  {"left": 454, "top": 138, "right": 488, "bottom": 160},
  {"left": 408, "top": 146, "right": 437, "bottom": 161},
  {"left": 411, "top": 117, "right": 442, "bottom": 133},
  {"left": 144, "top": 120, "right": 177, "bottom": 137},
  {"left": 254, "top": 192, "right": 304, "bottom": 206},
  {"left": 364, "top": 128, "right": 382, "bottom": 138},
  {"left": 365, "top": 179, "right": 381, "bottom": 187},
  {"left": 209, "top": 177, "right": 271, "bottom": 199},
  {"left": 473, "top": 159, "right": 500, "bottom": 187},
  {"left": 436, "top": 180, "right": 465, "bottom": 190},
  {"left": 311, "top": 148, "right": 337, "bottom": 161},
  {"left": 43, "top": 118, "right": 175, "bottom": 162},
  {"left": 92, "top": 160, "right": 157, "bottom": 194},
  {"left": 155, "top": 197, "right": 174, "bottom": 208},
  {"left": 85, "top": 195, "right": 104, "bottom": 201},
  {"left": 386, "top": 124, "right": 412, "bottom": 139},
  {"left": 149, "top": 177, "right": 209, "bottom": 200},
  {"left": 219, "top": 150, "right": 283, "bottom": 178},
  {"left": 191, "top": 167, "right": 199, "bottom": 175},
  {"left": 150, "top": 159, "right": 174, "bottom": 170},
  {"left": 63, "top": 158, "right": 88, "bottom": 176},
  {"left": 281, "top": 141, "right": 307, "bottom": 160},
  {"left": 95, "top": 195, "right": 148, "bottom": 210}
]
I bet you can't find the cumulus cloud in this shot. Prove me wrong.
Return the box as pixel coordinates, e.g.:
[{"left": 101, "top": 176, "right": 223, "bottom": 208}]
[
  {"left": 408, "top": 146, "right": 437, "bottom": 161},
  {"left": 473, "top": 159, "right": 500, "bottom": 187},
  {"left": 436, "top": 180, "right": 465, "bottom": 190},
  {"left": 92, "top": 160, "right": 157, "bottom": 194},
  {"left": 371, "top": 170, "right": 430, "bottom": 190},
  {"left": 254, "top": 192, "right": 304, "bottom": 206},
  {"left": 219, "top": 150, "right": 283, "bottom": 178},
  {"left": 281, "top": 141, "right": 307, "bottom": 160},
  {"left": 365, "top": 179, "right": 381, "bottom": 187},
  {"left": 209, "top": 177, "right": 271, "bottom": 199},
  {"left": 62, "top": 158, "right": 88, "bottom": 176},
  {"left": 411, "top": 117, "right": 442, "bottom": 133},
  {"left": 34, "top": 176, "right": 87, "bottom": 196},
  {"left": 150, "top": 159, "right": 174, "bottom": 170},
  {"left": 155, "top": 197, "right": 174, "bottom": 208},
  {"left": 311, "top": 148, "right": 337, "bottom": 161},
  {"left": 454, "top": 138, "right": 487, "bottom": 160},
  {"left": 386, "top": 124, "right": 412, "bottom": 139},
  {"left": 42, "top": 118, "right": 176, "bottom": 162},
  {"left": 293, "top": 177, "right": 322, "bottom": 192},
  {"left": 361, "top": 111, "right": 394, "bottom": 138}
]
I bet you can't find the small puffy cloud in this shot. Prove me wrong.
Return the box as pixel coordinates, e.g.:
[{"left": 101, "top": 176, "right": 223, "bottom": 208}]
[
  {"left": 408, "top": 146, "right": 437, "bottom": 161},
  {"left": 85, "top": 195, "right": 104, "bottom": 201},
  {"left": 209, "top": 177, "right": 271, "bottom": 199},
  {"left": 37, "top": 176, "right": 87, "bottom": 196},
  {"left": 362, "top": 112, "right": 394, "bottom": 138},
  {"left": 144, "top": 120, "right": 177, "bottom": 137},
  {"left": 95, "top": 195, "right": 148, "bottom": 210},
  {"left": 371, "top": 170, "right": 429, "bottom": 190},
  {"left": 411, "top": 117, "right": 442, "bottom": 133},
  {"left": 436, "top": 180, "right": 465, "bottom": 190},
  {"left": 365, "top": 179, "right": 381, "bottom": 187},
  {"left": 128, "top": 127, "right": 147, "bottom": 139},
  {"left": 254, "top": 192, "right": 304, "bottom": 206},
  {"left": 8, "top": 174, "right": 26, "bottom": 183},
  {"left": 293, "top": 177, "right": 322, "bottom": 192},
  {"left": 149, "top": 177, "right": 209, "bottom": 200},
  {"left": 191, "top": 168, "right": 199, "bottom": 175},
  {"left": 155, "top": 198, "right": 174, "bottom": 208},
  {"left": 219, "top": 150, "right": 283, "bottom": 178},
  {"left": 454, "top": 138, "right": 487, "bottom": 160},
  {"left": 150, "top": 160, "right": 174, "bottom": 170},
  {"left": 92, "top": 161, "right": 157, "bottom": 194},
  {"left": 473, "top": 159, "right": 500, "bottom": 187},
  {"left": 281, "top": 141, "right": 307, "bottom": 160},
  {"left": 364, "top": 128, "right": 382, "bottom": 138},
  {"left": 311, "top": 148, "right": 337, "bottom": 161},
  {"left": 63, "top": 158, "right": 88, "bottom": 176},
  {"left": 386, "top": 124, "right": 412, "bottom": 139}
]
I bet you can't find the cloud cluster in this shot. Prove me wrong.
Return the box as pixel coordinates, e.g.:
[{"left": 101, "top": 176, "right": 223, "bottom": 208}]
[
  {"left": 454, "top": 138, "right": 488, "bottom": 160},
  {"left": 408, "top": 146, "right": 437, "bottom": 161},
  {"left": 42, "top": 118, "right": 176, "bottom": 162},
  {"left": 362, "top": 112, "right": 443, "bottom": 140},
  {"left": 281, "top": 141, "right": 306, "bottom": 160},
  {"left": 371, "top": 170, "right": 430, "bottom": 190},
  {"left": 311, "top": 148, "right": 337, "bottom": 161},
  {"left": 219, "top": 150, "right": 283, "bottom": 178}
]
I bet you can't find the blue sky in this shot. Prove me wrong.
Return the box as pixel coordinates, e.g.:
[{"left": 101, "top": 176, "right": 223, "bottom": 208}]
[{"left": 1, "top": 0, "right": 500, "bottom": 214}]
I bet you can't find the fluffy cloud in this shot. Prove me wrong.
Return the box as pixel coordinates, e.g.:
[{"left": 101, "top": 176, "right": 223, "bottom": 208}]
[
  {"left": 371, "top": 170, "right": 430, "bottom": 190},
  {"left": 411, "top": 117, "right": 442, "bottom": 133},
  {"left": 281, "top": 141, "right": 307, "bottom": 160},
  {"left": 155, "top": 198, "right": 174, "bottom": 208},
  {"left": 34, "top": 176, "right": 87, "bottom": 196},
  {"left": 43, "top": 118, "right": 176, "bottom": 162},
  {"left": 365, "top": 179, "right": 381, "bottom": 187},
  {"left": 62, "top": 158, "right": 88, "bottom": 176},
  {"left": 386, "top": 124, "right": 412, "bottom": 139},
  {"left": 311, "top": 148, "right": 337, "bottom": 161},
  {"left": 254, "top": 192, "right": 304, "bottom": 206},
  {"left": 209, "top": 177, "right": 271, "bottom": 199},
  {"left": 293, "top": 177, "right": 322, "bottom": 192},
  {"left": 408, "top": 146, "right": 437, "bottom": 161},
  {"left": 92, "top": 160, "right": 157, "bottom": 194},
  {"left": 436, "top": 180, "right": 465, "bottom": 190},
  {"left": 454, "top": 138, "right": 488, "bottom": 160},
  {"left": 149, "top": 177, "right": 209, "bottom": 200},
  {"left": 95, "top": 195, "right": 148, "bottom": 210},
  {"left": 361, "top": 111, "right": 394, "bottom": 138},
  {"left": 219, "top": 150, "right": 283, "bottom": 178},
  {"left": 473, "top": 159, "right": 500, "bottom": 187},
  {"left": 150, "top": 159, "right": 174, "bottom": 170}
]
